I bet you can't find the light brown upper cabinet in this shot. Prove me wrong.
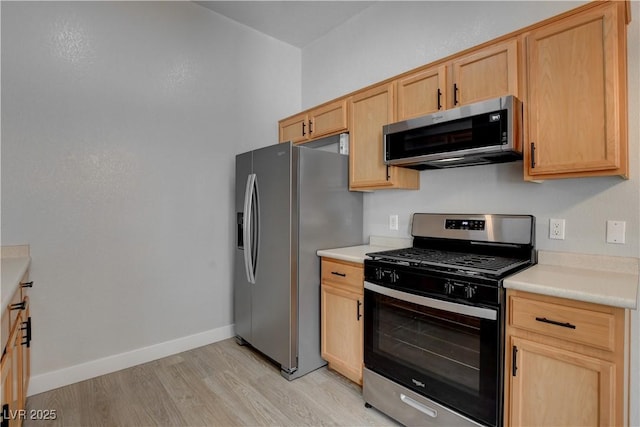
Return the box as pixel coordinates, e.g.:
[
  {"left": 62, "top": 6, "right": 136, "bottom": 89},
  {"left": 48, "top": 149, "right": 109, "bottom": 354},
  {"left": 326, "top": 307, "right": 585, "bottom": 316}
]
[
  {"left": 279, "top": 112, "right": 308, "bottom": 144},
  {"left": 396, "top": 40, "right": 518, "bottom": 120},
  {"left": 348, "top": 82, "right": 419, "bottom": 191},
  {"left": 524, "top": 1, "right": 628, "bottom": 180},
  {"left": 396, "top": 65, "right": 447, "bottom": 121},
  {"left": 277, "top": 1, "right": 629, "bottom": 185},
  {"left": 279, "top": 98, "right": 348, "bottom": 144},
  {"left": 451, "top": 39, "right": 519, "bottom": 107}
]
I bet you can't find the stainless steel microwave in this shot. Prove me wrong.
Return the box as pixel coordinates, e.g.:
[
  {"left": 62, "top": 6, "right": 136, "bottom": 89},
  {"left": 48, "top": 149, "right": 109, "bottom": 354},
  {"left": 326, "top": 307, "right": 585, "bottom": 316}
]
[{"left": 383, "top": 95, "right": 522, "bottom": 169}]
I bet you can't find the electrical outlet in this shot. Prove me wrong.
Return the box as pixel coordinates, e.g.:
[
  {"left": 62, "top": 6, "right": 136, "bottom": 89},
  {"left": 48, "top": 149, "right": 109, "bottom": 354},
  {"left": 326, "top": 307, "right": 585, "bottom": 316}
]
[
  {"left": 549, "top": 218, "right": 565, "bottom": 240},
  {"left": 389, "top": 214, "right": 399, "bottom": 231},
  {"left": 606, "top": 220, "right": 626, "bottom": 244}
]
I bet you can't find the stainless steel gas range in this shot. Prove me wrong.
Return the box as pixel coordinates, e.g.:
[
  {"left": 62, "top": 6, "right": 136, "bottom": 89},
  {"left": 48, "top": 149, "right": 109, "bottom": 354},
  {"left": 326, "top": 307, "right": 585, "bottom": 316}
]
[{"left": 363, "top": 213, "right": 536, "bottom": 427}]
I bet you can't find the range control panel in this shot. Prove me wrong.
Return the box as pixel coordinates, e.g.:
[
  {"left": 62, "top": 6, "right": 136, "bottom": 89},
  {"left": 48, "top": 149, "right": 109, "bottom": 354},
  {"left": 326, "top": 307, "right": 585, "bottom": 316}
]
[{"left": 445, "top": 219, "right": 486, "bottom": 231}]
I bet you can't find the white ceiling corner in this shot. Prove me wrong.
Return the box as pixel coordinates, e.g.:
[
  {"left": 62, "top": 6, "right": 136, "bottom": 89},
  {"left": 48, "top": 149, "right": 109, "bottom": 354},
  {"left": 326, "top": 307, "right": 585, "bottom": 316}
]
[{"left": 195, "top": 1, "right": 376, "bottom": 48}]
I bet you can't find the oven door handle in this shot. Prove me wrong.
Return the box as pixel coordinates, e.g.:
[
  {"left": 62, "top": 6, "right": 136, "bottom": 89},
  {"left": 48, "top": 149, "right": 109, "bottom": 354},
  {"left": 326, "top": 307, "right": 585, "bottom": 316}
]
[{"left": 364, "top": 281, "right": 497, "bottom": 321}]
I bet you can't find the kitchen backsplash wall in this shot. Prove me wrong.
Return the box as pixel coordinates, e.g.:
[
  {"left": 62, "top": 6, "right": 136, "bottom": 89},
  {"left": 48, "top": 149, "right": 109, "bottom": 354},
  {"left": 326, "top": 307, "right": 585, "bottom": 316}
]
[{"left": 1, "top": 1, "right": 301, "bottom": 390}]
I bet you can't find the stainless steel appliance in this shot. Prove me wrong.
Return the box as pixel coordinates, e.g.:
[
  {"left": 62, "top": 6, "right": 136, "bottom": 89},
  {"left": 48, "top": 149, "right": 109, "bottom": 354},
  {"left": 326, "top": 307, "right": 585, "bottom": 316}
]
[
  {"left": 234, "top": 139, "right": 363, "bottom": 380},
  {"left": 363, "top": 213, "right": 535, "bottom": 427},
  {"left": 383, "top": 96, "right": 522, "bottom": 169}
]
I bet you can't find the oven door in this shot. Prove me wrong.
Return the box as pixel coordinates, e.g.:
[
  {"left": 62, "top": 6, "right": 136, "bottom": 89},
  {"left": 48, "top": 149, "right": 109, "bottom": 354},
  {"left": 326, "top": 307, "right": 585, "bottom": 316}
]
[{"left": 364, "top": 282, "right": 502, "bottom": 427}]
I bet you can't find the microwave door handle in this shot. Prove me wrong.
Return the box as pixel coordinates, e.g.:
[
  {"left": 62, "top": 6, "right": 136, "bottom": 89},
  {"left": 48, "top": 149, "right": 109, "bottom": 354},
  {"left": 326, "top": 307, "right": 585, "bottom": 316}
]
[{"left": 243, "top": 174, "right": 257, "bottom": 284}]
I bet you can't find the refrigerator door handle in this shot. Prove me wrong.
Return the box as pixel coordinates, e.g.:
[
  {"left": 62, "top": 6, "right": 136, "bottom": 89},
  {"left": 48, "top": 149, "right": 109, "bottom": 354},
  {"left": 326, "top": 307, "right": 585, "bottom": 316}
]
[
  {"left": 250, "top": 175, "right": 260, "bottom": 282},
  {"left": 243, "top": 173, "right": 257, "bottom": 284}
]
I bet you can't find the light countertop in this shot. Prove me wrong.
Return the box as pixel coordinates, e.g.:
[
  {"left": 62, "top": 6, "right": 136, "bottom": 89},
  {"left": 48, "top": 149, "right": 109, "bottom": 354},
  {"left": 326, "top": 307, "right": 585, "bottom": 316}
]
[
  {"left": 1, "top": 245, "right": 31, "bottom": 316},
  {"left": 317, "top": 236, "right": 411, "bottom": 264},
  {"left": 504, "top": 250, "right": 639, "bottom": 309}
]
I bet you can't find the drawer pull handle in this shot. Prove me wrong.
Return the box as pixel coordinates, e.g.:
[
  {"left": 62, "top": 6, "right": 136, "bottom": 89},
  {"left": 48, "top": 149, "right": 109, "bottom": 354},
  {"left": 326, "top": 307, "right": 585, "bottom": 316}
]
[
  {"left": 21, "top": 317, "right": 32, "bottom": 348},
  {"left": 10, "top": 301, "right": 26, "bottom": 311},
  {"left": 535, "top": 317, "right": 576, "bottom": 329},
  {"left": 21, "top": 281, "right": 34, "bottom": 288},
  {"left": 331, "top": 271, "right": 346, "bottom": 277}
]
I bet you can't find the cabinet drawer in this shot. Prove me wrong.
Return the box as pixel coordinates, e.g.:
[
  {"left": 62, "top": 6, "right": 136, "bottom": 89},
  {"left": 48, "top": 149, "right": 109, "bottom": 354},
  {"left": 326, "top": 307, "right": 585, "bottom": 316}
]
[
  {"left": 509, "top": 295, "right": 616, "bottom": 351},
  {"left": 321, "top": 258, "right": 363, "bottom": 291}
]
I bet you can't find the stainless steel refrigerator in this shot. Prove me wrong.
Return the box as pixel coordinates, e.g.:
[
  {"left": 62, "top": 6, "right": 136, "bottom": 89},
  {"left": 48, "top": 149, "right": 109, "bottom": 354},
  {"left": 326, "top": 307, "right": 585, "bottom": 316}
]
[{"left": 234, "top": 138, "right": 363, "bottom": 380}]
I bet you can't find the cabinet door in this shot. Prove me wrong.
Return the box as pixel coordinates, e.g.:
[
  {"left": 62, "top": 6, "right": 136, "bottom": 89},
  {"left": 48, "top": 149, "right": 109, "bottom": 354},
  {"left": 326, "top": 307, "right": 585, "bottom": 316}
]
[
  {"left": 1, "top": 335, "right": 13, "bottom": 427},
  {"left": 525, "top": 2, "right": 627, "bottom": 179},
  {"left": 396, "top": 65, "right": 447, "bottom": 120},
  {"left": 20, "top": 300, "right": 29, "bottom": 403},
  {"left": 349, "top": 83, "right": 419, "bottom": 190},
  {"left": 279, "top": 112, "right": 309, "bottom": 143},
  {"left": 308, "top": 99, "right": 347, "bottom": 139},
  {"left": 451, "top": 39, "right": 518, "bottom": 107},
  {"left": 509, "top": 337, "right": 615, "bottom": 427},
  {"left": 321, "top": 284, "right": 363, "bottom": 385},
  {"left": 1, "top": 323, "right": 23, "bottom": 427}
]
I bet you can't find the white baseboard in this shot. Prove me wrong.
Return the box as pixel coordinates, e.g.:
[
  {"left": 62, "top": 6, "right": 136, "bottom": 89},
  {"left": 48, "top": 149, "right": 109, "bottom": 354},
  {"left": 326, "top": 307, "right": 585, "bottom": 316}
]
[{"left": 28, "top": 324, "right": 235, "bottom": 396}]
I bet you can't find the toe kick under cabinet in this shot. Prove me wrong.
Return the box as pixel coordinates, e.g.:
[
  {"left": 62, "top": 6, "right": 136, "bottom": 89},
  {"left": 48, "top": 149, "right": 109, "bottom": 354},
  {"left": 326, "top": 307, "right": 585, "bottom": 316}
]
[
  {"left": 320, "top": 257, "right": 364, "bottom": 385},
  {"left": 504, "top": 289, "right": 628, "bottom": 427}
]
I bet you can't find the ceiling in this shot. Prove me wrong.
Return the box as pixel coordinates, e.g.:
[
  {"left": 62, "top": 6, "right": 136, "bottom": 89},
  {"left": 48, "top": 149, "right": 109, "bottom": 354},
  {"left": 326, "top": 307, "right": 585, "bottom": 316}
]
[{"left": 195, "top": 1, "right": 376, "bottom": 48}]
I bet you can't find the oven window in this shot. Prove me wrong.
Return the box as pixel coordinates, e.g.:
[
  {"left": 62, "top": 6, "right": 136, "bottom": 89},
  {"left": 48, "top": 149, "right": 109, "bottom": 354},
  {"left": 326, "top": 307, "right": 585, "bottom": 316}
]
[
  {"left": 379, "top": 298, "right": 482, "bottom": 391},
  {"left": 364, "top": 290, "right": 501, "bottom": 426}
]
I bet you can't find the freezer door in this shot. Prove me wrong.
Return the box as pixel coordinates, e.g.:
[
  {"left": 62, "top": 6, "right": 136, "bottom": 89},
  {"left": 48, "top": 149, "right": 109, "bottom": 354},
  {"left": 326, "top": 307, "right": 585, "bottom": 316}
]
[
  {"left": 234, "top": 151, "right": 253, "bottom": 342},
  {"left": 250, "top": 143, "right": 296, "bottom": 372}
]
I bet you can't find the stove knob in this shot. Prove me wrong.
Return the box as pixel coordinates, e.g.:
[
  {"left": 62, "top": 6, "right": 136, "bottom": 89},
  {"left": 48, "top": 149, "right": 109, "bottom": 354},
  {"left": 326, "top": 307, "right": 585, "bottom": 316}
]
[
  {"left": 444, "top": 281, "right": 455, "bottom": 295},
  {"left": 465, "top": 285, "right": 477, "bottom": 300},
  {"left": 391, "top": 271, "right": 399, "bottom": 284},
  {"left": 375, "top": 268, "right": 383, "bottom": 281}
]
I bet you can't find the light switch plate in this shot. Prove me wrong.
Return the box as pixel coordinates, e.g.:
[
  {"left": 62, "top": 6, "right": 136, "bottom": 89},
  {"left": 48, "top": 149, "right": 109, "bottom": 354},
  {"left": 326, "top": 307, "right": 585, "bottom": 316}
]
[{"left": 606, "top": 220, "right": 625, "bottom": 244}]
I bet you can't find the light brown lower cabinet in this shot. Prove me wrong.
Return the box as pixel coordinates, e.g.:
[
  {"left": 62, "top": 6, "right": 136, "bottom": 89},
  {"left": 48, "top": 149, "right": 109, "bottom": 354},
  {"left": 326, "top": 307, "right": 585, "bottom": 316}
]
[
  {"left": 320, "top": 257, "right": 364, "bottom": 385},
  {"left": 1, "top": 271, "right": 32, "bottom": 427},
  {"left": 504, "top": 289, "right": 628, "bottom": 427}
]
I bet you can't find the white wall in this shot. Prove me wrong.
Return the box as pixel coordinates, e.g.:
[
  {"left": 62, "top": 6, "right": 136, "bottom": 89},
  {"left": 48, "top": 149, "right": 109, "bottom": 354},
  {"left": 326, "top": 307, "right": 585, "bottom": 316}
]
[
  {"left": 302, "top": 1, "right": 640, "bottom": 424},
  {"left": 1, "top": 1, "right": 300, "bottom": 393}
]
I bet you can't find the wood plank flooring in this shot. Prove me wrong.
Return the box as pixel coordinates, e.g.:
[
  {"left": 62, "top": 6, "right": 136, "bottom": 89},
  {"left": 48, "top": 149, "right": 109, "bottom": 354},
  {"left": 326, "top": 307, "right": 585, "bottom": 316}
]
[{"left": 25, "top": 338, "right": 400, "bottom": 426}]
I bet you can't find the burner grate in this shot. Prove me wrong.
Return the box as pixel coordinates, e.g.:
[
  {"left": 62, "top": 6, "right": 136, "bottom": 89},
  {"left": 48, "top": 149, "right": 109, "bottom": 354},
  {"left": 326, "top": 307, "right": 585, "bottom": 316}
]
[{"left": 367, "top": 247, "right": 529, "bottom": 276}]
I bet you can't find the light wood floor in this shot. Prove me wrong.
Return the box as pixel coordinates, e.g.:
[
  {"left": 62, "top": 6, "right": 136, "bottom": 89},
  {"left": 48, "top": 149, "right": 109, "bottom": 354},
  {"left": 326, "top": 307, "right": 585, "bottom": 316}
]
[{"left": 25, "top": 338, "right": 399, "bottom": 426}]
